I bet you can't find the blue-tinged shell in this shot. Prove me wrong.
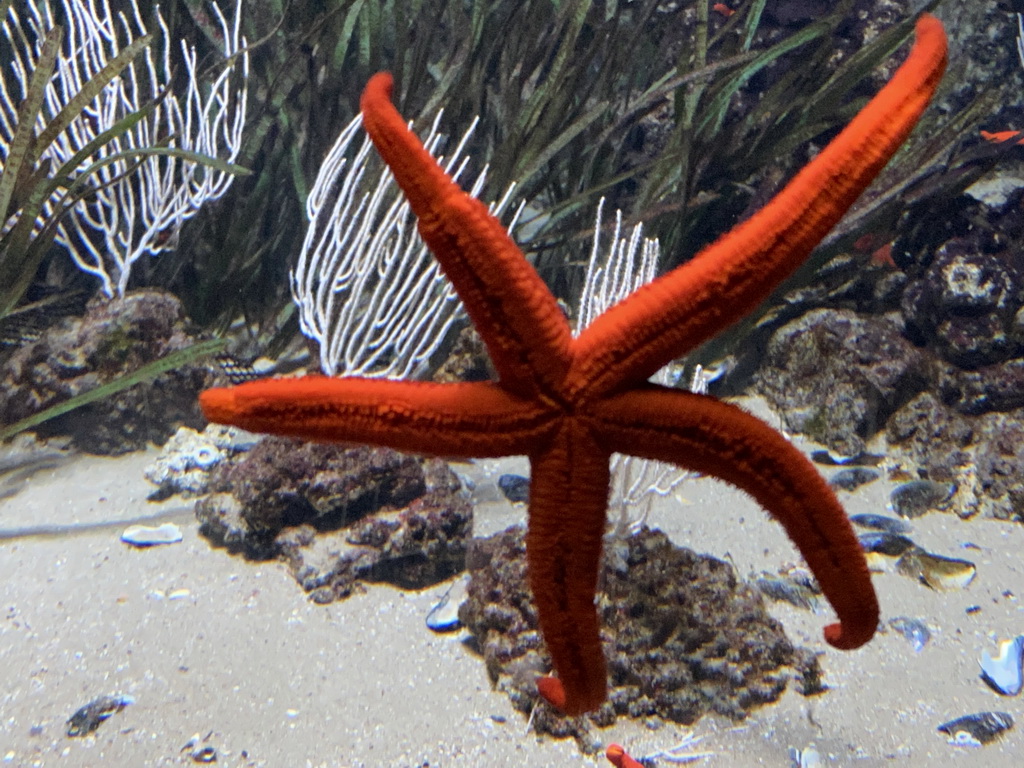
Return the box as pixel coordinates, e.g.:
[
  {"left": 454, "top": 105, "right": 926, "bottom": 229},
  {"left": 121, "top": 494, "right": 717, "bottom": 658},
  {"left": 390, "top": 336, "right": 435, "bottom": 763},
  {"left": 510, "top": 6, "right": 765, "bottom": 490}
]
[
  {"left": 426, "top": 574, "right": 470, "bottom": 632},
  {"left": 121, "top": 522, "right": 183, "bottom": 546},
  {"left": 979, "top": 635, "right": 1024, "bottom": 696},
  {"left": 788, "top": 744, "right": 822, "bottom": 768},
  {"left": 896, "top": 547, "right": 976, "bottom": 590},
  {"left": 850, "top": 513, "right": 912, "bottom": 534},
  {"left": 859, "top": 532, "right": 915, "bottom": 556},
  {"left": 888, "top": 616, "right": 931, "bottom": 652},
  {"left": 754, "top": 574, "right": 821, "bottom": 612},
  {"left": 937, "top": 711, "right": 1013, "bottom": 746},
  {"left": 497, "top": 473, "right": 530, "bottom": 503},
  {"left": 810, "top": 450, "right": 884, "bottom": 466}
]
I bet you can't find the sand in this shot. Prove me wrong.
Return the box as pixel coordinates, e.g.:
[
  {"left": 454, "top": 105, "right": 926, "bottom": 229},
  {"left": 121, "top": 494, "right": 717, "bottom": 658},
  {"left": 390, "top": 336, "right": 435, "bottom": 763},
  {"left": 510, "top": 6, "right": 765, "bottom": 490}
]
[{"left": 1, "top": 398, "right": 1022, "bottom": 767}]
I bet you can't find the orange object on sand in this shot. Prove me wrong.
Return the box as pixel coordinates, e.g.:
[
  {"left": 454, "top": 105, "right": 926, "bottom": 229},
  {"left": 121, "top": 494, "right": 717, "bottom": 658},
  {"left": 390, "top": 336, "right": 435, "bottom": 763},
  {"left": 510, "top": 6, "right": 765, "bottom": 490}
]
[{"left": 606, "top": 743, "right": 644, "bottom": 768}]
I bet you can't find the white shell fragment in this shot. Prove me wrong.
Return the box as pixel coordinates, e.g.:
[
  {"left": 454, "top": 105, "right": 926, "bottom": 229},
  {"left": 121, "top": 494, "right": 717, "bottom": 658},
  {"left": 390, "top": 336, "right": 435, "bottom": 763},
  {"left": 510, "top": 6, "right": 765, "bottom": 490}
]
[
  {"left": 121, "top": 522, "right": 183, "bottom": 547},
  {"left": 789, "top": 744, "right": 822, "bottom": 768},
  {"left": 426, "top": 573, "right": 470, "bottom": 632},
  {"left": 889, "top": 616, "right": 932, "bottom": 652},
  {"left": 979, "top": 635, "right": 1024, "bottom": 696}
]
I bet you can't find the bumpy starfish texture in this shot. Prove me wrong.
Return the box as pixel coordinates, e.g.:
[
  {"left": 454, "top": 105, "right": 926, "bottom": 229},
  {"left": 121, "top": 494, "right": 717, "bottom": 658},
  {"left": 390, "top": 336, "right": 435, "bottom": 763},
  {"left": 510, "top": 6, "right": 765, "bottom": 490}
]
[{"left": 201, "top": 15, "right": 946, "bottom": 717}]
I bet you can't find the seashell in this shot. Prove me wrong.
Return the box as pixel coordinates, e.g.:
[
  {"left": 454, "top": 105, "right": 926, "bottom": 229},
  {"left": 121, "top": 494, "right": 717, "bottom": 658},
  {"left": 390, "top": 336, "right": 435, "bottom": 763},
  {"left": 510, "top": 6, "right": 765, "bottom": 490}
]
[
  {"left": 788, "top": 744, "right": 822, "bottom": 768},
  {"left": 497, "top": 474, "right": 530, "bottom": 503},
  {"left": 937, "top": 711, "right": 1013, "bottom": 747},
  {"left": 810, "top": 450, "right": 884, "bottom": 466},
  {"left": 829, "top": 467, "right": 880, "bottom": 491},
  {"left": 426, "top": 573, "right": 470, "bottom": 632},
  {"left": 979, "top": 635, "right": 1024, "bottom": 696},
  {"left": 191, "top": 746, "right": 217, "bottom": 763},
  {"left": 859, "top": 532, "right": 915, "bottom": 557},
  {"left": 889, "top": 479, "right": 955, "bottom": 519},
  {"left": 896, "top": 547, "right": 976, "bottom": 590},
  {"left": 888, "top": 616, "right": 931, "bottom": 652},
  {"left": 850, "top": 513, "right": 912, "bottom": 534},
  {"left": 66, "top": 694, "right": 135, "bottom": 737},
  {"left": 121, "top": 522, "right": 183, "bottom": 547},
  {"left": 754, "top": 574, "right": 821, "bottom": 612}
]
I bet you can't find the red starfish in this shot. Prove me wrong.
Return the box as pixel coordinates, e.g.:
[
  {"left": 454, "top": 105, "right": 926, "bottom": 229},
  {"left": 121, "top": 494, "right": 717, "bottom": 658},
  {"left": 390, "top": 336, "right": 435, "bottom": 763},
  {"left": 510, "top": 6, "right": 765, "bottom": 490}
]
[{"left": 201, "top": 15, "right": 946, "bottom": 716}]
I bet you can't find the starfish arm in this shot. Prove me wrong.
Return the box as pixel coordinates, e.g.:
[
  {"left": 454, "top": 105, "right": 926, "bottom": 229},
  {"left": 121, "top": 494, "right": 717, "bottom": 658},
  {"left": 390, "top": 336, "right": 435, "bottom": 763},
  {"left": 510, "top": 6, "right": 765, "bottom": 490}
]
[
  {"left": 591, "top": 387, "right": 879, "bottom": 651},
  {"left": 570, "top": 14, "right": 947, "bottom": 397},
  {"left": 527, "top": 421, "right": 611, "bottom": 715},
  {"left": 359, "top": 74, "right": 573, "bottom": 398},
  {"left": 200, "top": 377, "right": 554, "bottom": 457}
]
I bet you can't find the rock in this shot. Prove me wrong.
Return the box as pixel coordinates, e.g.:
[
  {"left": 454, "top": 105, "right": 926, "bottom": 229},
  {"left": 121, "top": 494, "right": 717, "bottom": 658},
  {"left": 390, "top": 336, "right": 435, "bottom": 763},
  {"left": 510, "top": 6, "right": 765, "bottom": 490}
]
[
  {"left": 195, "top": 438, "right": 472, "bottom": 599},
  {"left": 886, "top": 392, "right": 1024, "bottom": 521},
  {"left": 900, "top": 239, "right": 1024, "bottom": 368},
  {"left": 754, "top": 308, "right": 926, "bottom": 454},
  {"left": 0, "top": 290, "right": 220, "bottom": 454},
  {"left": 144, "top": 424, "right": 258, "bottom": 500}
]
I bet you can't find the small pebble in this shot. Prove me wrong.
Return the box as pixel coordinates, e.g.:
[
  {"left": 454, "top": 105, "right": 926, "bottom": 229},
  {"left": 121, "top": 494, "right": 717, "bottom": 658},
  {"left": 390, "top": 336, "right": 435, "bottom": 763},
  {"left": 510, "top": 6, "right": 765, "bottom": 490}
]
[
  {"left": 829, "top": 467, "right": 879, "bottom": 491},
  {"left": 66, "top": 694, "right": 134, "bottom": 737},
  {"left": 497, "top": 474, "right": 530, "bottom": 503},
  {"left": 889, "top": 480, "right": 955, "bottom": 519}
]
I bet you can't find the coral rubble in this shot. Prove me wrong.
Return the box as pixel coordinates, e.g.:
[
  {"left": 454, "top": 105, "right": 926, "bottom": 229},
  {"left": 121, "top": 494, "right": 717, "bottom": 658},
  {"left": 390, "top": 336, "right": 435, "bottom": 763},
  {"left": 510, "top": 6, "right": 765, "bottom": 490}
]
[
  {"left": 193, "top": 437, "right": 471, "bottom": 599},
  {"left": 460, "top": 526, "right": 822, "bottom": 747}
]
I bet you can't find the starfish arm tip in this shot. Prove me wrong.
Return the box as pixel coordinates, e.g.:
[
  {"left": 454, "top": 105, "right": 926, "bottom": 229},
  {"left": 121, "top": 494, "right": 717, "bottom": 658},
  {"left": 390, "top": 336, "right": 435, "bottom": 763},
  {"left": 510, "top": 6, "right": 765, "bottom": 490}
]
[
  {"left": 536, "top": 674, "right": 604, "bottom": 717},
  {"left": 536, "top": 676, "right": 567, "bottom": 709},
  {"left": 362, "top": 71, "right": 394, "bottom": 106},
  {"left": 823, "top": 614, "right": 879, "bottom": 650},
  {"left": 198, "top": 387, "right": 236, "bottom": 424}
]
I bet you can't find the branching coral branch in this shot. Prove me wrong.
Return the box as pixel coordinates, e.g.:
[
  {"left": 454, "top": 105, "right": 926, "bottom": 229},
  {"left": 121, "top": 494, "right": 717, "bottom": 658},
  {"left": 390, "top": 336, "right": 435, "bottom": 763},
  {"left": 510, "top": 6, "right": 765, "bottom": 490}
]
[
  {"left": 292, "top": 110, "right": 519, "bottom": 378},
  {"left": 0, "top": 0, "right": 248, "bottom": 298},
  {"left": 579, "top": 199, "right": 693, "bottom": 537}
]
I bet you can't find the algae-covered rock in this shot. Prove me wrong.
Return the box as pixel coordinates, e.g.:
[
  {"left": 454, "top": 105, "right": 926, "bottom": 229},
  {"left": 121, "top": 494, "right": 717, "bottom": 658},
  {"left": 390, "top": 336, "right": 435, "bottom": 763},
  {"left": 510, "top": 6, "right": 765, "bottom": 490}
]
[{"left": 460, "top": 526, "right": 822, "bottom": 747}]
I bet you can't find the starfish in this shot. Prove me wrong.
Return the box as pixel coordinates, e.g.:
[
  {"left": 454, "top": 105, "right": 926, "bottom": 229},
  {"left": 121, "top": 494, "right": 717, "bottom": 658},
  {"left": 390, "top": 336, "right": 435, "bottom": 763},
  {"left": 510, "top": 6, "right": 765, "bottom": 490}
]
[{"left": 201, "top": 15, "right": 946, "bottom": 716}]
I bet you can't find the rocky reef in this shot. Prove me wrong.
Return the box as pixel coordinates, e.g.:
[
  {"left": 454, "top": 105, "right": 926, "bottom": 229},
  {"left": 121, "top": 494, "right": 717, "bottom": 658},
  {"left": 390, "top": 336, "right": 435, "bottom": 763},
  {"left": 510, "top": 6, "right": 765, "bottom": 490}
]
[
  {"left": 460, "top": 526, "right": 822, "bottom": 749},
  {"left": 0, "top": 290, "right": 217, "bottom": 454},
  {"left": 186, "top": 436, "right": 471, "bottom": 600},
  {"left": 753, "top": 176, "right": 1024, "bottom": 523}
]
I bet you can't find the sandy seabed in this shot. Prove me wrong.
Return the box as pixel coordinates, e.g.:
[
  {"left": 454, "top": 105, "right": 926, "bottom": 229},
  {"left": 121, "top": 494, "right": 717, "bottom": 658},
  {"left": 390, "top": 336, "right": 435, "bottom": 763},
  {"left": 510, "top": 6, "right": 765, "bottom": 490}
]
[{"left": 1, "top": 398, "right": 1022, "bottom": 767}]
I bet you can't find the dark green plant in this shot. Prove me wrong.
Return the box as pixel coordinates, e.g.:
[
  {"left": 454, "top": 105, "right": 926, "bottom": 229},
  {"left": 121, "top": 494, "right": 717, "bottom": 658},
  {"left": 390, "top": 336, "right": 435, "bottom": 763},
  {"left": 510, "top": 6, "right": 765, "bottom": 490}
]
[{"left": 162, "top": 0, "right": 990, "bottom": 366}]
